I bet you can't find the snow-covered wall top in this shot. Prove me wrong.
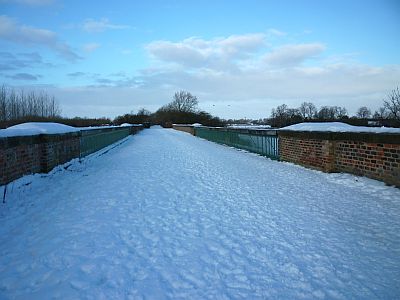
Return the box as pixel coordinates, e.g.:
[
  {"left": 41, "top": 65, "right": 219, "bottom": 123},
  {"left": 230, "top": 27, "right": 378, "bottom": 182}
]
[
  {"left": 0, "top": 123, "right": 80, "bottom": 138},
  {"left": 0, "top": 122, "right": 140, "bottom": 138},
  {"left": 227, "top": 124, "right": 272, "bottom": 129},
  {"left": 280, "top": 122, "right": 400, "bottom": 134},
  {"left": 172, "top": 123, "right": 203, "bottom": 127}
]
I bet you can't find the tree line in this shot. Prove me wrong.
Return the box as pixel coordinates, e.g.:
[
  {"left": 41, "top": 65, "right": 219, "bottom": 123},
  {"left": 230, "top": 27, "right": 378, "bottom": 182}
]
[
  {"left": 268, "top": 87, "right": 400, "bottom": 127},
  {"left": 1, "top": 87, "right": 224, "bottom": 129},
  {"left": 0, "top": 85, "right": 61, "bottom": 123},
  {"left": 0, "top": 85, "right": 114, "bottom": 128},
  {"left": 114, "top": 90, "right": 223, "bottom": 127},
  {"left": 1, "top": 84, "right": 399, "bottom": 129}
]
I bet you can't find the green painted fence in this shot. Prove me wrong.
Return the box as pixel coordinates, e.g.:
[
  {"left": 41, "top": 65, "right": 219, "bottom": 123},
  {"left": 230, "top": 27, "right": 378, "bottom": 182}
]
[
  {"left": 80, "top": 127, "right": 131, "bottom": 157},
  {"left": 194, "top": 127, "right": 279, "bottom": 160}
]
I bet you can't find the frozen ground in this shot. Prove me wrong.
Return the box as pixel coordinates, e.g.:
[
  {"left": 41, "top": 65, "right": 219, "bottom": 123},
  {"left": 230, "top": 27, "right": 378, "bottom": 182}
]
[{"left": 1, "top": 127, "right": 400, "bottom": 299}]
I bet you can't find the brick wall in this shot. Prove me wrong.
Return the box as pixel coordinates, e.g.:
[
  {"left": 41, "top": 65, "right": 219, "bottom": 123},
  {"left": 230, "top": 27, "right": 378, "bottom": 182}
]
[
  {"left": 279, "top": 137, "right": 334, "bottom": 172},
  {"left": 335, "top": 141, "right": 400, "bottom": 186},
  {"left": 40, "top": 134, "right": 81, "bottom": 173},
  {"left": 0, "top": 126, "right": 144, "bottom": 186},
  {"left": 279, "top": 131, "right": 400, "bottom": 187},
  {"left": 0, "top": 133, "right": 80, "bottom": 185},
  {"left": 0, "top": 138, "right": 42, "bottom": 185}
]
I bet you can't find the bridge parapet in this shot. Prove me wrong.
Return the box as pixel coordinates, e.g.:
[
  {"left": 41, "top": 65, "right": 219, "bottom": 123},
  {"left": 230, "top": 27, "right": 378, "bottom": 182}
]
[
  {"left": 0, "top": 125, "right": 143, "bottom": 185},
  {"left": 173, "top": 125, "right": 400, "bottom": 187}
]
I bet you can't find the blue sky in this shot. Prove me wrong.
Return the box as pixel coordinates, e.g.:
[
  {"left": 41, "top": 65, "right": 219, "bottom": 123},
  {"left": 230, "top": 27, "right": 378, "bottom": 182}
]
[{"left": 0, "top": 0, "right": 399, "bottom": 119}]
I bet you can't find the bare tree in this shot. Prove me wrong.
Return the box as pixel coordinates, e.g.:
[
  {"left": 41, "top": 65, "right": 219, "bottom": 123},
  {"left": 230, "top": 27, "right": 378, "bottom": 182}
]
[
  {"left": 271, "top": 104, "right": 288, "bottom": 120},
  {"left": 335, "top": 106, "right": 348, "bottom": 118},
  {"left": 0, "top": 85, "right": 6, "bottom": 121},
  {"left": 167, "top": 90, "right": 198, "bottom": 113},
  {"left": 383, "top": 87, "right": 400, "bottom": 120},
  {"left": 0, "top": 85, "right": 61, "bottom": 121},
  {"left": 317, "top": 106, "right": 334, "bottom": 119},
  {"left": 287, "top": 108, "right": 301, "bottom": 118},
  {"left": 299, "top": 102, "right": 317, "bottom": 119},
  {"left": 356, "top": 106, "right": 371, "bottom": 119},
  {"left": 8, "top": 88, "right": 18, "bottom": 120},
  {"left": 269, "top": 104, "right": 303, "bottom": 127},
  {"left": 318, "top": 105, "right": 347, "bottom": 120},
  {"left": 137, "top": 108, "right": 151, "bottom": 116},
  {"left": 373, "top": 107, "right": 388, "bottom": 119}
]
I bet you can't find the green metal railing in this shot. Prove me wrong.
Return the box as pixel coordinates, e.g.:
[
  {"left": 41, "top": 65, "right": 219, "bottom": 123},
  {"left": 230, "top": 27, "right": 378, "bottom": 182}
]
[
  {"left": 194, "top": 127, "right": 279, "bottom": 160},
  {"left": 80, "top": 127, "right": 131, "bottom": 157}
]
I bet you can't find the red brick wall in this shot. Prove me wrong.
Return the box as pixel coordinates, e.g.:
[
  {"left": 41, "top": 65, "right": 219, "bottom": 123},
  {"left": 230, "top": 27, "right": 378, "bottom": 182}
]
[
  {"left": 335, "top": 141, "right": 400, "bottom": 186},
  {"left": 279, "top": 137, "right": 334, "bottom": 172},
  {"left": 0, "top": 134, "right": 80, "bottom": 185},
  {"left": 279, "top": 131, "right": 400, "bottom": 187},
  {"left": 0, "top": 142, "right": 41, "bottom": 185},
  {"left": 40, "top": 136, "right": 80, "bottom": 173},
  {"left": 1, "top": 127, "right": 144, "bottom": 185}
]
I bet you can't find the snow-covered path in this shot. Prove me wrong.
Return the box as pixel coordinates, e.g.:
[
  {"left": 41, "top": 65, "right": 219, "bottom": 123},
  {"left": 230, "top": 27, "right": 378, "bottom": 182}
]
[{"left": 1, "top": 127, "right": 400, "bottom": 299}]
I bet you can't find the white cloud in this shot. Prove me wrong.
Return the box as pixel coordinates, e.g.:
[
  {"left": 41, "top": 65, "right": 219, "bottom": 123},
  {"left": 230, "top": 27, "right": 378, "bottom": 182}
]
[
  {"left": 10, "top": 31, "right": 398, "bottom": 120},
  {"left": 267, "top": 28, "right": 287, "bottom": 37},
  {"left": 0, "top": 15, "right": 80, "bottom": 61},
  {"left": 83, "top": 43, "right": 100, "bottom": 52},
  {"left": 218, "top": 33, "right": 267, "bottom": 53},
  {"left": 82, "top": 18, "right": 130, "bottom": 33},
  {"left": 146, "top": 35, "right": 327, "bottom": 73},
  {"left": 146, "top": 33, "right": 266, "bottom": 70},
  {"left": 43, "top": 62, "right": 399, "bottom": 120},
  {"left": 147, "top": 39, "right": 205, "bottom": 67},
  {"left": 264, "top": 43, "right": 326, "bottom": 67}
]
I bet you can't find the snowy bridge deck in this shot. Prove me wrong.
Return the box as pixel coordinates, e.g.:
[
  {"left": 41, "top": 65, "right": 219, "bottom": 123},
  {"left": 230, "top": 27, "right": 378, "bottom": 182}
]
[{"left": 1, "top": 127, "right": 400, "bottom": 299}]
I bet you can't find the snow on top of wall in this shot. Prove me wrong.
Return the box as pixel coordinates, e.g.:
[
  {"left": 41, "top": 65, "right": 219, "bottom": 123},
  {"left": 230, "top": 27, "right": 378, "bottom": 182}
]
[
  {"left": 281, "top": 122, "right": 400, "bottom": 133},
  {"left": 0, "top": 122, "right": 80, "bottom": 138},
  {"left": 0, "top": 122, "right": 142, "bottom": 138},
  {"left": 228, "top": 124, "right": 272, "bottom": 129}
]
